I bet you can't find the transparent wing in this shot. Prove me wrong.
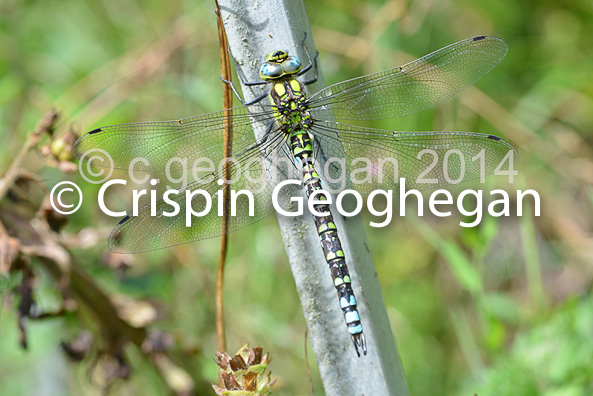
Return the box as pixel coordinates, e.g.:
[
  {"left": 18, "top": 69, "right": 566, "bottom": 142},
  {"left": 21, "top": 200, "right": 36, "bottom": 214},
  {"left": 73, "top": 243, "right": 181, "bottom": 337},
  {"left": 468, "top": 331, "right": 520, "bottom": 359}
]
[
  {"left": 73, "top": 103, "right": 303, "bottom": 253},
  {"left": 312, "top": 121, "right": 517, "bottom": 194},
  {"left": 73, "top": 104, "right": 276, "bottom": 173},
  {"left": 309, "top": 36, "right": 507, "bottom": 121},
  {"left": 107, "top": 127, "right": 301, "bottom": 253}
]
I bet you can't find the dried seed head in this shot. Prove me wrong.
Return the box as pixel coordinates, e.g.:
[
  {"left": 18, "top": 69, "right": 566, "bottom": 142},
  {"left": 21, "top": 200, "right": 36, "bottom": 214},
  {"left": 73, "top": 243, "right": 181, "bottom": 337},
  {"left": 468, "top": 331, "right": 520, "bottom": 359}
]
[{"left": 212, "top": 344, "right": 276, "bottom": 396}]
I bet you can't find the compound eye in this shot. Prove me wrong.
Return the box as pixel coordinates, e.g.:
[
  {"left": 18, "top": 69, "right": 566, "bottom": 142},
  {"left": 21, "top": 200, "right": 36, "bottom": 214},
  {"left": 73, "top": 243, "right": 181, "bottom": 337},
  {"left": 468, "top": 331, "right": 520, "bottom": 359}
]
[
  {"left": 259, "top": 62, "right": 283, "bottom": 79},
  {"left": 282, "top": 56, "right": 302, "bottom": 74}
]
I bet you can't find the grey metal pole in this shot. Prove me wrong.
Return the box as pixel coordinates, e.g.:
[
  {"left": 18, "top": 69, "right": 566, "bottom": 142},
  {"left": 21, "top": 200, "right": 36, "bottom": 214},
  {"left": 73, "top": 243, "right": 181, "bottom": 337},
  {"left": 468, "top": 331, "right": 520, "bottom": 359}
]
[{"left": 217, "top": 1, "right": 409, "bottom": 394}]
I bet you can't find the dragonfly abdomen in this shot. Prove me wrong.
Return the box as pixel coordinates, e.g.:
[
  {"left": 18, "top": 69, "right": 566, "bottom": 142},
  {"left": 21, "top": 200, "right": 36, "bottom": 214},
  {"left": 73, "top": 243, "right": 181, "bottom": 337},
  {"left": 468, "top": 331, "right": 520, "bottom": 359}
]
[
  {"left": 271, "top": 76, "right": 367, "bottom": 354},
  {"left": 289, "top": 129, "right": 367, "bottom": 357}
]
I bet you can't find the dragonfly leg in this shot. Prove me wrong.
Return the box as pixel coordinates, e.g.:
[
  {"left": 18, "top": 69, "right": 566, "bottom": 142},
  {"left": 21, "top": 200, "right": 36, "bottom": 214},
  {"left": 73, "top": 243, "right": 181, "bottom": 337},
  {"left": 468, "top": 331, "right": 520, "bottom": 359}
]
[
  {"left": 244, "top": 91, "right": 269, "bottom": 106},
  {"left": 256, "top": 121, "right": 293, "bottom": 157},
  {"left": 221, "top": 48, "right": 268, "bottom": 105},
  {"left": 220, "top": 75, "right": 268, "bottom": 106},
  {"left": 281, "top": 144, "right": 300, "bottom": 173},
  {"left": 301, "top": 52, "right": 319, "bottom": 86},
  {"left": 298, "top": 33, "right": 319, "bottom": 85},
  {"left": 257, "top": 120, "right": 276, "bottom": 146},
  {"left": 228, "top": 47, "right": 268, "bottom": 87},
  {"left": 220, "top": 75, "right": 246, "bottom": 104},
  {"left": 299, "top": 32, "right": 313, "bottom": 74}
]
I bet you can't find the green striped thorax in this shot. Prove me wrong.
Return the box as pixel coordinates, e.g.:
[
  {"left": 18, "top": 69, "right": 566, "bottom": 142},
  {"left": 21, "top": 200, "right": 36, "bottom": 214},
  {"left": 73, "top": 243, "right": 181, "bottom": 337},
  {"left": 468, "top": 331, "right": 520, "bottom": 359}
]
[{"left": 260, "top": 50, "right": 311, "bottom": 135}]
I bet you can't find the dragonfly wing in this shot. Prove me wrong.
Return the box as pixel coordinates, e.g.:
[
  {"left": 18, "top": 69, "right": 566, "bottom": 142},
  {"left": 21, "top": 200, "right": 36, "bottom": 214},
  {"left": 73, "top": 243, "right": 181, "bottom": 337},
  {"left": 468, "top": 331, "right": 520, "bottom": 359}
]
[
  {"left": 312, "top": 121, "right": 517, "bottom": 194},
  {"left": 309, "top": 36, "right": 507, "bottom": 121},
  {"left": 108, "top": 127, "right": 301, "bottom": 253},
  {"left": 73, "top": 104, "right": 275, "bottom": 173}
]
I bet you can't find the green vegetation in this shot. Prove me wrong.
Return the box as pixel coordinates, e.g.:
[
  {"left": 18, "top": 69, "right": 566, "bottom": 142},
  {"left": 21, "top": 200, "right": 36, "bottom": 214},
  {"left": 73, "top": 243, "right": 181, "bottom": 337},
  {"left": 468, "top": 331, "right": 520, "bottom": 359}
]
[{"left": 0, "top": 0, "right": 591, "bottom": 394}]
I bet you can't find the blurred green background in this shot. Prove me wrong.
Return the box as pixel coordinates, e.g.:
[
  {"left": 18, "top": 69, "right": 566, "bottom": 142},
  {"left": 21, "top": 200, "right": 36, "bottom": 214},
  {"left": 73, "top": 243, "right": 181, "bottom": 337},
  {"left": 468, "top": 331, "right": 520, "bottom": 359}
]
[{"left": 1, "top": 0, "right": 592, "bottom": 395}]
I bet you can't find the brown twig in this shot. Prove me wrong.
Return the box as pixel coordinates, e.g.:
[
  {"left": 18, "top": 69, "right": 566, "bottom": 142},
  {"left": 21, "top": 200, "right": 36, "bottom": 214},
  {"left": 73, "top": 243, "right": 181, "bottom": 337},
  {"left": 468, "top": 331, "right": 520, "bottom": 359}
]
[
  {"left": 0, "top": 109, "right": 59, "bottom": 201},
  {"left": 214, "top": 0, "right": 233, "bottom": 355}
]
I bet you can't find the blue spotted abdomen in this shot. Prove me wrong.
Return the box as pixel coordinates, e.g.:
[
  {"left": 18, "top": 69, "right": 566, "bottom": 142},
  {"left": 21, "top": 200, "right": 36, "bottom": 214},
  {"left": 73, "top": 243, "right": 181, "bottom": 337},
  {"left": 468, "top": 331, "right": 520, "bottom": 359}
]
[{"left": 289, "top": 129, "right": 366, "bottom": 356}]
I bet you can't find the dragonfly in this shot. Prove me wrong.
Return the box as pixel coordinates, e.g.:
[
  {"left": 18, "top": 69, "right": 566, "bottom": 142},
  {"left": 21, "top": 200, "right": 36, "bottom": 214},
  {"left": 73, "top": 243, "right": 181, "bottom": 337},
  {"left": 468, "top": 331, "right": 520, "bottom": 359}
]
[{"left": 73, "top": 35, "right": 517, "bottom": 357}]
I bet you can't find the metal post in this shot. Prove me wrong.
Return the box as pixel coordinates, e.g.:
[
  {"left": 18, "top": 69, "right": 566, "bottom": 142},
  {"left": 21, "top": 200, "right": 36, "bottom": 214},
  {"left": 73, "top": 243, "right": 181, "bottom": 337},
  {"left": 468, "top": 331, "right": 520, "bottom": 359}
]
[{"left": 217, "top": 1, "right": 409, "bottom": 394}]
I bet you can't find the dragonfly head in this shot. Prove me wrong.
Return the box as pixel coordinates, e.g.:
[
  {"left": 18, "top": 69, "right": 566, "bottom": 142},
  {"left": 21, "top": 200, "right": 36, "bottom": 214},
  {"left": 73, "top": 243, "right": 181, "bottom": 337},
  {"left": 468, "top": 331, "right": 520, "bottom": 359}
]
[{"left": 259, "top": 50, "right": 302, "bottom": 81}]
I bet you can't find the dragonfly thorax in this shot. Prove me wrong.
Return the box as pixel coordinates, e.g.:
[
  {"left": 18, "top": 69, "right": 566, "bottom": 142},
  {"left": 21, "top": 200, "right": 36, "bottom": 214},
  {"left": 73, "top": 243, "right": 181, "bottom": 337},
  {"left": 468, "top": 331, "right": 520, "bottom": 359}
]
[{"left": 269, "top": 78, "right": 312, "bottom": 130}]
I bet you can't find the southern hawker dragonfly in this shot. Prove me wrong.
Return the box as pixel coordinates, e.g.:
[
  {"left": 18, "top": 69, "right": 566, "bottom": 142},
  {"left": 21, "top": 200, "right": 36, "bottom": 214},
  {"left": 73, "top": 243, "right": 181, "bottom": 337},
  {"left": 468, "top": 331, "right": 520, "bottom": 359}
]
[{"left": 74, "top": 35, "right": 517, "bottom": 357}]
